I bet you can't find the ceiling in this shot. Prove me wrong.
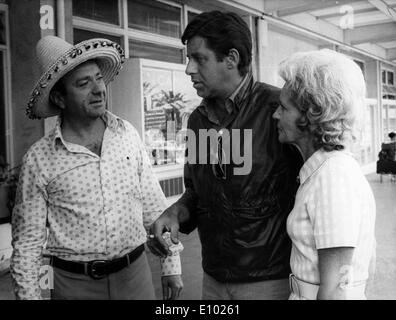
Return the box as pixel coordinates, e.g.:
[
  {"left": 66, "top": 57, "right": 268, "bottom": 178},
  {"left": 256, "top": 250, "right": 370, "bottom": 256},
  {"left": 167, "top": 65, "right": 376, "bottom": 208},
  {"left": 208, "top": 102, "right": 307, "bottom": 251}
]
[{"left": 262, "top": 0, "right": 396, "bottom": 62}]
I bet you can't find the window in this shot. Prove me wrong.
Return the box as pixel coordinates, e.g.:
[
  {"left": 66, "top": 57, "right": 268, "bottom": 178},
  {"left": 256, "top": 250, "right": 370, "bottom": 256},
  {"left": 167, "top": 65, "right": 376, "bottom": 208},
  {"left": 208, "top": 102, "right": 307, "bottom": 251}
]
[
  {"left": 0, "top": 12, "right": 5, "bottom": 45},
  {"left": 188, "top": 11, "right": 199, "bottom": 24},
  {"left": 71, "top": 0, "right": 203, "bottom": 171},
  {"left": 382, "top": 101, "right": 396, "bottom": 141},
  {"left": 129, "top": 39, "right": 183, "bottom": 64},
  {"left": 73, "top": 0, "right": 186, "bottom": 64},
  {"left": 140, "top": 60, "right": 200, "bottom": 167},
  {"left": 382, "top": 69, "right": 395, "bottom": 86},
  {"left": 388, "top": 71, "right": 394, "bottom": 86},
  {"left": 128, "top": 0, "right": 181, "bottom": 38},
  {"left": 73, "top": 0, "right": 119, "bottom": 25},
  {"left": 73, "top": 28, "right": 122, "bottom": 45}
]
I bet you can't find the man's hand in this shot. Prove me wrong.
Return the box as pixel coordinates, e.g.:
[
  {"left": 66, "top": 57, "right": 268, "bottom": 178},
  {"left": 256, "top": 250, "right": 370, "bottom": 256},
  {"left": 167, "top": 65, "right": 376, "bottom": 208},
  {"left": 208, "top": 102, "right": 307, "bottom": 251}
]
[
  {"left": 161, "top": 275, "right": 183, "bottom": 300},
  {"left": 148, "top": 204, "right": 186, "bottom": 257}
]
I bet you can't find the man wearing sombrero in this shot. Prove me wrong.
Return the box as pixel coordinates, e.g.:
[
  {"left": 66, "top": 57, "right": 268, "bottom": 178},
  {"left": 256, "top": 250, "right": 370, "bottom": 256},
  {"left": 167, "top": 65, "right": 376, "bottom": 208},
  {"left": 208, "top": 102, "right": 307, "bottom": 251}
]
[{"left": 10, "top": 36, "right": 183, "bottom": 300}]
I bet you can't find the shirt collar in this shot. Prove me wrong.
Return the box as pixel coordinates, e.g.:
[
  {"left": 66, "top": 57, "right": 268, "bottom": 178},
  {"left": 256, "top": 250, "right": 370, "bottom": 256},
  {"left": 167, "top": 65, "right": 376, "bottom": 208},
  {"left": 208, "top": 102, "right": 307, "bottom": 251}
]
[
  {"left": 102, "top": 110, "right": 125, "bottom": 132},
  {"left": 299, "top": 148, "right": 352, "bottom": 185},
  {"left": 51, "top": 110, "right": 125, "bottom": 150},
  {"left": 227, "top": 72, "right": 250, "bottom": 109},
  {"left": 198, "top": 72, "right": 253, "bottom": 121}
]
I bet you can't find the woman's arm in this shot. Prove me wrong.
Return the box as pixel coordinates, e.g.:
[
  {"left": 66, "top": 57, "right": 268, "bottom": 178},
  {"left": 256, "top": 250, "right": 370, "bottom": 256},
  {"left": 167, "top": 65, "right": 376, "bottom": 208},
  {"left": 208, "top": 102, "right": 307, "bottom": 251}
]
[{"left": 317, "top": 247, "right": 355, "bottom": 300}]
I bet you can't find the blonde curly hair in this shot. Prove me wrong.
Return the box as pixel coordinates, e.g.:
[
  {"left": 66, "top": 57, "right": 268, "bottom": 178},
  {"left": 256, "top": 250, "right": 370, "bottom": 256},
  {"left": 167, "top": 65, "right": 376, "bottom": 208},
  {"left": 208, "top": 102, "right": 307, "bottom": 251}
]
[{"left": 279, "top": 49, "right": 366, "bottom": 151}]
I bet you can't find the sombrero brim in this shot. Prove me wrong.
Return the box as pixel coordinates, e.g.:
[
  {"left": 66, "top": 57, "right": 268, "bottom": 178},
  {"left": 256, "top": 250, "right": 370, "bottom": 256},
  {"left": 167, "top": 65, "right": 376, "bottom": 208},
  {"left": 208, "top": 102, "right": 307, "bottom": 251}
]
[{"left": 27, "top": 38, "right": 125, "bottom": 119}]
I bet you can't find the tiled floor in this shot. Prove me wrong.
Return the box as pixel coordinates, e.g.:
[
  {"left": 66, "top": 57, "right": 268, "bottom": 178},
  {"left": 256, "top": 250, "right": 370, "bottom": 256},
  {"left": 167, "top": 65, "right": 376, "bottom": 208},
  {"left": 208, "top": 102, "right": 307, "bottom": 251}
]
[
  {"left": 1, "top": 173, "right": 395, "bottom": 300},
  {"left": 364, "top": 174, "right": 396, "bottom": 300}
]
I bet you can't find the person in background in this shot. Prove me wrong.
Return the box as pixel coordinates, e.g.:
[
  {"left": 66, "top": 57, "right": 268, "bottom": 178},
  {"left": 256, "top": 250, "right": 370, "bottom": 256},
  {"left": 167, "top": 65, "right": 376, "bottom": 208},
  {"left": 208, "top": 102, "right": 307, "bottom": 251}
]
[
  {"left": 273, "top": 49, "right": 376, "bottom": 300},
  {"left": 388, "top": 132, "right": 396, "bottom": 180}
]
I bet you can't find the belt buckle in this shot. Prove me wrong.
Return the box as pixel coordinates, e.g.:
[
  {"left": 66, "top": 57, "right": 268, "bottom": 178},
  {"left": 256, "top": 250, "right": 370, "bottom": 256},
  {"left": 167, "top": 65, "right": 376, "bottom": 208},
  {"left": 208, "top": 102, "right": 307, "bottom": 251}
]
[{"left": 88, "top": 260, "right": 107, "bottom": 280}]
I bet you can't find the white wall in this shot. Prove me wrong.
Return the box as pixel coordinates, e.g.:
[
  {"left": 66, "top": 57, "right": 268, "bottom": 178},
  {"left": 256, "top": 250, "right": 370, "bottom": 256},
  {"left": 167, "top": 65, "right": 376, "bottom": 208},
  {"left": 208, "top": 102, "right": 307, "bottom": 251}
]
[
  {"left": 232, "top": 0, "right": 265, "bottom": 12},
  {"left": 259, "top": 28, "right": 318, "bottom": 87},
  {"left": 284, "top": 13, "right": 343, "bottom": 43},
  {"left": 355, "top": 43, "right": 387, "bottom": 60}
]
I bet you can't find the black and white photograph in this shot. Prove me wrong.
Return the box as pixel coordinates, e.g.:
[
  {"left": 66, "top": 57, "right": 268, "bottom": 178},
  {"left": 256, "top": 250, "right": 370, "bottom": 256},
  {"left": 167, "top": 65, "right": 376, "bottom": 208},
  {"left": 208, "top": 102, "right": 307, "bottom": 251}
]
[{"left": 0, "top": 0, "right": 395, "bottom": 306}]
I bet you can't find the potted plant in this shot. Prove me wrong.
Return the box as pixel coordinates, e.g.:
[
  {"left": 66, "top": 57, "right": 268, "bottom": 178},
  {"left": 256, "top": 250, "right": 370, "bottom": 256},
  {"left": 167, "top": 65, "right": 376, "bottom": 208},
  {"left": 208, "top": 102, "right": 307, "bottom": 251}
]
[
  {"left": 156, "top": 91, "right": 190, "bottom": 164},
  {"left": 0, "top": 155, "right": 19, "bottom": 223},
  {"left": 157, "top": 90, "right": 190, "bottom": 132}
]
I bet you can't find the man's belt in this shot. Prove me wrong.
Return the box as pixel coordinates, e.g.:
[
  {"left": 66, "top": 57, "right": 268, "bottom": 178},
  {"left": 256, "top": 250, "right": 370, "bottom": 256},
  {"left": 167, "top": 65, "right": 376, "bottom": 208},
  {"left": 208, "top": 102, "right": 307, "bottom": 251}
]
[{"left": 50, "top": 244, "right": 145, "bottom": 280}]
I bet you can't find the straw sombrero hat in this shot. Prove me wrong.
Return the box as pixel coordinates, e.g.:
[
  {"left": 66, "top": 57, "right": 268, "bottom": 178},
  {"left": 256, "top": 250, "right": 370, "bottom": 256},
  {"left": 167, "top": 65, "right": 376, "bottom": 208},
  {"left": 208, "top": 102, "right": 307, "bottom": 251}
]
[{"left": 27, "top": 35, "right": 125, "bottom": 119}]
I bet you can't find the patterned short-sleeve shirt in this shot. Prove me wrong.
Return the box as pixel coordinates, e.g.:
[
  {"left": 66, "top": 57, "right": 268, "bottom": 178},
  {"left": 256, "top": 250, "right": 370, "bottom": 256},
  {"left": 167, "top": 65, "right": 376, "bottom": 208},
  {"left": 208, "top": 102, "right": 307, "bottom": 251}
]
[
  {"left": 287, "top": 149, "right": 376, "bottom": 285},
  {"left": 11, "top": 111, "right": 182, "bottom": 300}
]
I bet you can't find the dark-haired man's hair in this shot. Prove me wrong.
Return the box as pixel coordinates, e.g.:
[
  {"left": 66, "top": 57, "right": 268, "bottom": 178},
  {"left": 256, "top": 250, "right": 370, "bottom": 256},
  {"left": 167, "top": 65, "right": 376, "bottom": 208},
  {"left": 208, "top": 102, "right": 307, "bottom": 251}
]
[
  {"left": 389, "top": 132, "right": 396, "bottom": 139},
  {"left": 181, "top": 11, "right": 252, "bottom": 76},
  {"left": 49, "top": 79, "right": 66, "bottom": 108},
  {"left": 51, "top": 79, "right": 66, "bottom": 96}
]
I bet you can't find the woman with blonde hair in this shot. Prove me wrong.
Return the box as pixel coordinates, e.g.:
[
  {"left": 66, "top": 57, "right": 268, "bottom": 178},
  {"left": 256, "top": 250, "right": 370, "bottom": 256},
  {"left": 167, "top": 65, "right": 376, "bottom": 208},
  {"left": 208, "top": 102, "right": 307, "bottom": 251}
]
[{"left": 273, "top": 49, "right": 376, "bottom": 300}]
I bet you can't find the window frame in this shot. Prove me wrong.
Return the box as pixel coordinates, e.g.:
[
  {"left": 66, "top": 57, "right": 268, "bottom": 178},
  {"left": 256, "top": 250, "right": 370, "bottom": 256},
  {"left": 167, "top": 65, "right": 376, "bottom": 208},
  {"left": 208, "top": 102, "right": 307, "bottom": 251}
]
[
  {"left": 138, "top": 58, "right": 200, "bottom": 172},
  {"left": 184, "top": 6, "right": 201, "bottom": 27},
  {"left": 72, "top": 0, "right": 123, "bottom": 27},
  {"left": 382, "top": 67, "right": 395, "bottom": 87},
  {"left": 128, "top": 38, "right": 184, "bottom": 64},
  {"left": 73, "top": 0, "right": 186, "bottom": 62},
  {"left": 387, "top": 70, "right": 394, "bottom": 86},
  {"left": 382, "top": 99, "right": 396, "bottom": 141},
  {"left": 127, "top": 0, "right": 184, "bottom": 41},
  {"left": 71, "top": 0, "right": 193, "bottom": 174},
  {"left": 0, "top": 4, "right": 12, "bottom": 167}
]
